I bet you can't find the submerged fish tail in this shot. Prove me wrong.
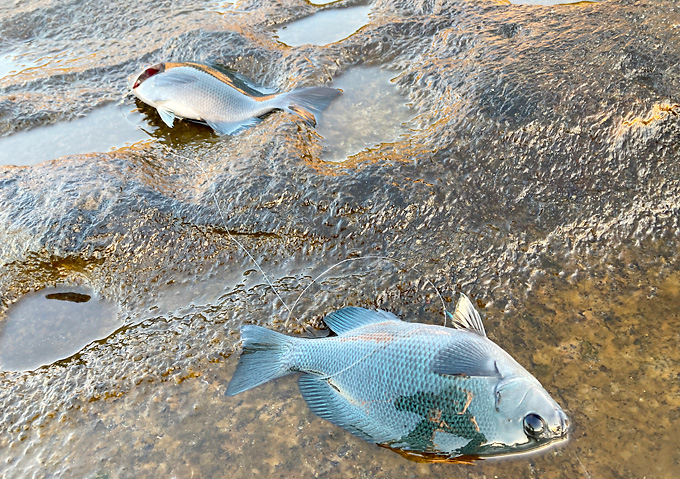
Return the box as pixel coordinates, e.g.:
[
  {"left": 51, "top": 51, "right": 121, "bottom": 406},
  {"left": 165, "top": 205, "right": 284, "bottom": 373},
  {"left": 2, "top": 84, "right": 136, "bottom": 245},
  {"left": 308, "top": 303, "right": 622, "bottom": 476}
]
[
  {"left": 275, "top": 86, "right": 341, "bottom": 127},
  {"left": 225, "top": 325, "right": 296, "bottom": 396}
]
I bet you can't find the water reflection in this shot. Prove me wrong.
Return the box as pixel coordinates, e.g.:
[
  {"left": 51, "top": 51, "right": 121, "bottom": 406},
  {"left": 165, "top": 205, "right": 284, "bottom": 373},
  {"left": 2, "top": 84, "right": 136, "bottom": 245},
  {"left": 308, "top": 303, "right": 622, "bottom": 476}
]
[
  {"left": 0, "top": 103, "right": 152, "bottom": 167},
  {"left": 275, "top": 5, "right": 371, "bottom": 46},
  {"left": 0, "top": 286, "right": 121, "bottom": 371},
  {"left": 316, "top": 67, "right": 414, "bottom": 162}
]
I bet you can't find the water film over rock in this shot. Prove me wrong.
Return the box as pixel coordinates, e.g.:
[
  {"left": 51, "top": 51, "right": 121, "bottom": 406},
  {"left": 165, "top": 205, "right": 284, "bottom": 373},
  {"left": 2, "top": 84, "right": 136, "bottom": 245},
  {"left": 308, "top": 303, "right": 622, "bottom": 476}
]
[{"left": 0, "top": 0, "right": 678, "bottom": 478}]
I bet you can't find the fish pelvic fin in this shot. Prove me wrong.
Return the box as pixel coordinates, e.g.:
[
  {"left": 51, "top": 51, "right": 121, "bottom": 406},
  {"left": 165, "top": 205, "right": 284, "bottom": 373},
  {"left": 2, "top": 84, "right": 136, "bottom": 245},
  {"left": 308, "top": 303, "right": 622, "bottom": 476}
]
[
  {"left": 225, "top": 325, "right": 296, "bottom": 396},
  {"left": 277, "top": 86, "right": 341, "bottom": 127},
  {"left": 156, "top": 106, "right": 176, "bottom": 128}
]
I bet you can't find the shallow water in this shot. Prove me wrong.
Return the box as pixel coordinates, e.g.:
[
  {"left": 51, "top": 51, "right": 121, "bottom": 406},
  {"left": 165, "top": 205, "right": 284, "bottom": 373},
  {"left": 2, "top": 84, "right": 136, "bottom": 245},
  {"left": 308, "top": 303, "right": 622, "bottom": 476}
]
[
  {"left": 275, "top": 5, "right": 372, "bottom": 46},
  {"left": 0, "top": 286, "right": 120, "bottom": 371},
  {"left": 0, "top": 0, "right": 679, "bottom": 478},
  {"left": 0, "top": 49, "right": 47, "bottom": 80},
  {"left": 0, "top": 104, "right": 151, "bottom": 166},
  {"left": 316, "top": 66, "right": 414, "bottom": 162}
]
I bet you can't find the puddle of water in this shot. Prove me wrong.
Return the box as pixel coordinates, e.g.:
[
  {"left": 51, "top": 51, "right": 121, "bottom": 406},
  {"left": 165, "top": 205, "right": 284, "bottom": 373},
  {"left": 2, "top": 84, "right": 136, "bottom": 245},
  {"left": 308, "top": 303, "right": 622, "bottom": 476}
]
[
  {"left": 0, "top": 103, "right": 152, "bottom": 167},
  {"left": 0, "top": 46, "right": 97, "bottom": 82},
  {"left": 0, "top": 286, "right": 121, "bottom": 372},
  {"left": 315, "top": 67, "right": 414, "bottom": 162},
  {"left": 275, "top": 5, "right": 371, "bottom": 46}
]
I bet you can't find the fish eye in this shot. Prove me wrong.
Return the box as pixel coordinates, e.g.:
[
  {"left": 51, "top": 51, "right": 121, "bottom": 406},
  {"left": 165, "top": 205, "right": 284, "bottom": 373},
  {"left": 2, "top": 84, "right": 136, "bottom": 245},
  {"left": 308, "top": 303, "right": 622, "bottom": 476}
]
[{"left": 523, "top": 413, "right": 545, "bottom": 438}]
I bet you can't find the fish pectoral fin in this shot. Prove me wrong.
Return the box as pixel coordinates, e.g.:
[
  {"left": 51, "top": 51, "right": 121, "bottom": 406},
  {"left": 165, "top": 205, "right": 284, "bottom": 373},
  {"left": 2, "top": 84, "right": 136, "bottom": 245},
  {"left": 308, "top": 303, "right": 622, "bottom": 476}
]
[
  {"left": 298, "top": 375, "right": 392, "bottom": 444},
  {"left": 156, "top": 107, "right": 176, "bottom": 128},
  {"left": 205, "top": 117, "right": 260, "bottom": 136},
  {"left": 431, "top": 340, "right": 501, "bottom": 378},
  {"left": 323, "top": 307, "right": 402, "bottom": 335}
]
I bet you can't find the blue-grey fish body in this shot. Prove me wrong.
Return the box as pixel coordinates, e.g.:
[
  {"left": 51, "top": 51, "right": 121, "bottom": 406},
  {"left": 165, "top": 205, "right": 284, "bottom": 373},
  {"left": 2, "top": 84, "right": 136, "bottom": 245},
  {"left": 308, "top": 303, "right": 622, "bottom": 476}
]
[
  {"left": 226, "top": 295, "right": 569, "bottom": 461},
  {"left": 131, "top": 62, "right": 340, "bottom": 135}
]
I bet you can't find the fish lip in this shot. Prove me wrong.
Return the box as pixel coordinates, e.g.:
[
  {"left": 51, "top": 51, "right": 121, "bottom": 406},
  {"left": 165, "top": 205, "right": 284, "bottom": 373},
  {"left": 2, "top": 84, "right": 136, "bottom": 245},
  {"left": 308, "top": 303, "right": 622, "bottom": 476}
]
[
  {"left": 540, "top": 409, "right": 569, "bottom": 440},
  {"left": 553, "top": 409, "right": 570, "bottom": 437},
  {"left": 476, "top": 433, "right": 569, "bottom": 459}
]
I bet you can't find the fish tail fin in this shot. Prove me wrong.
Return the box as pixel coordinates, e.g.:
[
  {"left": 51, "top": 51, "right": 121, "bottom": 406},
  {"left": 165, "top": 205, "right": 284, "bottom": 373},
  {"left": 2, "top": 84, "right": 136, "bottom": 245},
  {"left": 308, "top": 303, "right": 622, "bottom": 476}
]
[
  {"left": 278, "top": 86, "right": 341, "bottom": 127},
  {"left": 225, "top": 325, "right": 296, "bottom": 396}
]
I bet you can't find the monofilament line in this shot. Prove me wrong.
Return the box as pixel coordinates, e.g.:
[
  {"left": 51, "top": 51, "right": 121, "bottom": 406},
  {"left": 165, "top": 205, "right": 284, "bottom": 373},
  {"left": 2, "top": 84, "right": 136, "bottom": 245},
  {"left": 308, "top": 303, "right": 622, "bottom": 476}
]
[
  {"left": 161, "top": 145, "right": 295, "bottom": 319},
  {"left": 153, "top": 143, "right": 449, "bottom": 328},
  {"left": 285, "top": 255, "right": 450, "bottom": 328}
]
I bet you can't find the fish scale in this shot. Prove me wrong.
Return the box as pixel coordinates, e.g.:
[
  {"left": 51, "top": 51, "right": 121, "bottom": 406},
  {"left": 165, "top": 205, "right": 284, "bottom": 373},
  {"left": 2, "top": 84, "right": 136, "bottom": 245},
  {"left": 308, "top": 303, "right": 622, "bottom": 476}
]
[
  {"left": 294, "top": 324, "right": 497, "bottom": 451},
  {"left": 226, "top": 295, "right": 569, "bottom": 461}
]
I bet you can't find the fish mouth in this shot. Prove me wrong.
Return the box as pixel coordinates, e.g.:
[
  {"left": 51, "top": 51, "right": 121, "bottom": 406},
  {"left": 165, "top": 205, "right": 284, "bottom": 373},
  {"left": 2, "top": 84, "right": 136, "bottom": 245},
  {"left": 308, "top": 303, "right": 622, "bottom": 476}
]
[
  {"left": 536, "top": 408, "right": 570, "bottom": 442},
  {"left": 551, "top": 408, "right": 570, "bottom": 438}
]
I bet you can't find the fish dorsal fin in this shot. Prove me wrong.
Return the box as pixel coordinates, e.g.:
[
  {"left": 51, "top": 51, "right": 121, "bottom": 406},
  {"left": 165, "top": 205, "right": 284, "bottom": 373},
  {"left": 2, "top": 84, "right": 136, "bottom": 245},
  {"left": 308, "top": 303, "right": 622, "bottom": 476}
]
[
  {"left": 448, "top": 294, "right": 486, "bottom": 337},
  {"left": 431, "top": 339, "right": 501, "bottom": 378},
  {"left": 323, "top": 307, "right": 401, "bottom": 335}
]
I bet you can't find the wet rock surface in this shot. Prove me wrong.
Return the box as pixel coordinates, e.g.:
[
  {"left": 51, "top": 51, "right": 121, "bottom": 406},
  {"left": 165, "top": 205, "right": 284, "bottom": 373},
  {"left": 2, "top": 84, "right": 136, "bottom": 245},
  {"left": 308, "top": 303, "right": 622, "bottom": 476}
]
[{"left": 0, "top": 0, "right": 679, "bottom": 477}]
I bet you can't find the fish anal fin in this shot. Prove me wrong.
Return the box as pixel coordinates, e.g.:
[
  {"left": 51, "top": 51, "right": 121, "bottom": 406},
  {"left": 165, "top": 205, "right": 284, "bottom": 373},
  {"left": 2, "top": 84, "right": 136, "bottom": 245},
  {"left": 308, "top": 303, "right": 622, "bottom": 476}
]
[
  {"left": 298, "top": 375, "right": 391, "bottom": 444},
  {"left": 323, "top": 307, "right": 402, "bottom": 335},
  {"left": 206, "top": 117, "right": 261, "bottom": 136}
]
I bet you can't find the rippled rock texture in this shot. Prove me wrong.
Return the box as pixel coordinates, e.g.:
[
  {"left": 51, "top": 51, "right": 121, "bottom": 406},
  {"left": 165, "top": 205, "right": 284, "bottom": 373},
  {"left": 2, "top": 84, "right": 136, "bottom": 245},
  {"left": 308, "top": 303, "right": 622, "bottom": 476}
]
[{"left": 1, "top": 0, "right": 679, "bottom": 477}]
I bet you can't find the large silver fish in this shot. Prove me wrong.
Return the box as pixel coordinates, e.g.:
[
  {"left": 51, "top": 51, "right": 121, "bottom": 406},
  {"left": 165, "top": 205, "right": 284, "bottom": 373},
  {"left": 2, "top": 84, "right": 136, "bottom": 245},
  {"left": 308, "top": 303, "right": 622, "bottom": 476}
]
[
  {"left": 131, "top": 62, "right": 341, "bottom": 135},
  {"left": 226, "top": 294, "right": 569, "bottom": 462}
]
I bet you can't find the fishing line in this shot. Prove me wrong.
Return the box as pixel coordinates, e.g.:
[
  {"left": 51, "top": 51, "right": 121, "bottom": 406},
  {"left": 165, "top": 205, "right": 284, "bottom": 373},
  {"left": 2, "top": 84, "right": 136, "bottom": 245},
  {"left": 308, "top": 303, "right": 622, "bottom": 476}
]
[
  {"left": 122, "top": 102, "right": 451, "bottom": 327},
  {"left": 285, "top": 255, "right": 450, "bottom": 329},
  {"left": 117, "top": 93, "right": 294, "bottom": 317},
  {"left": 157, "top": 144, "right": 451, "bottom": 327},
  {"left": 159, "top": 145, "right": 294, "bottom": 318}
]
